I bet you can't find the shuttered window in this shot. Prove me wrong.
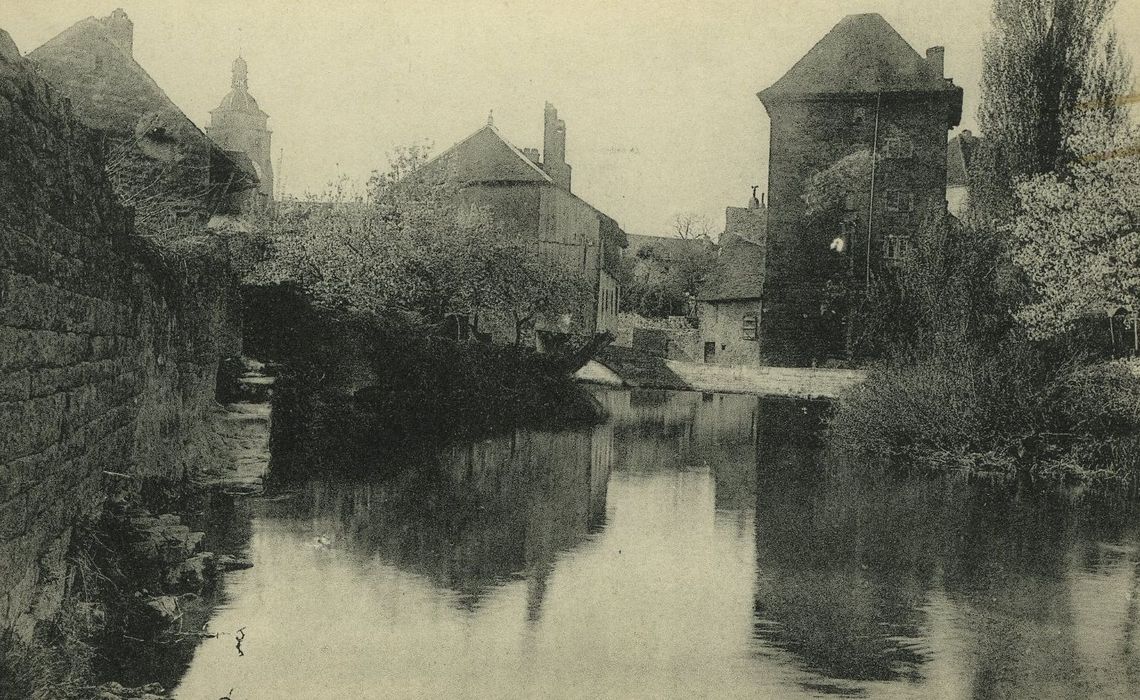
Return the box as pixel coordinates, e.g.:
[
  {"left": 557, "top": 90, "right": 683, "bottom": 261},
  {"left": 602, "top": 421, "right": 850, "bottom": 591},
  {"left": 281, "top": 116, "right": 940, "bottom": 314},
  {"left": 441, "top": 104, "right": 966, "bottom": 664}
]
[{"left": 742, "top": 313, "right": 759, "bottom": 341}]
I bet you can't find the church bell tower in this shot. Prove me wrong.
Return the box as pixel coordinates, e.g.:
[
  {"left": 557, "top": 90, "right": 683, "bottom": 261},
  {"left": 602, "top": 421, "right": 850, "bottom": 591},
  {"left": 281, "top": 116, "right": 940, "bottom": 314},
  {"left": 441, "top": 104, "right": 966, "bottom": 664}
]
[{"left": 207, "top": 56, "right": 274, "bottom": 204}]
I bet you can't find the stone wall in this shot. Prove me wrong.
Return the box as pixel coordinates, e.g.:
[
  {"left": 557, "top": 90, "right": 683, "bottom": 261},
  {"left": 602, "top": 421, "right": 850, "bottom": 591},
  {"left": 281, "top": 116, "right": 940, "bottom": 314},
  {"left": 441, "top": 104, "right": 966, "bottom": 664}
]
[{"left": 0, "top": 31, "right": 237, "bottom": 640}]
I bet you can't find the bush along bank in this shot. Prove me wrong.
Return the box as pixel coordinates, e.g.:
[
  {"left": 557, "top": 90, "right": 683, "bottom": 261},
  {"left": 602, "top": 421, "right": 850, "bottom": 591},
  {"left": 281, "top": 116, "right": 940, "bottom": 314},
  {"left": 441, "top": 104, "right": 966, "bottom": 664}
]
[
  {"left": 828, "top": 344, "right": 1140, "bottom": 488},
  {"left": 0, "top": 485, "right": 254, "bottom": 700},
  {"left": 266, "top": 332, "right": 608, "bottom": 483}
]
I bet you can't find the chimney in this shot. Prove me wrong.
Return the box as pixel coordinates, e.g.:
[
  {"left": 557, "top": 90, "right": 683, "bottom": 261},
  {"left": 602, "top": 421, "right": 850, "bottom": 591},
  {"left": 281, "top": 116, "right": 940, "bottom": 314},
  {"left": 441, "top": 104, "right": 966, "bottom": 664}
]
[
  {"left": 100, "top": 8, "right": 134, "bottom": 56},
  {"left": 542, "top": 102, "right": 572, "bottom": 191},
  {"left": 521, "top": 147, "right": 541, "bottom": 165},
  {"left": 926, "top": 46, "right": 944, "bottom": 79},
  {"left": 748, "top": 185, "right": 761, "bottom": 210}
]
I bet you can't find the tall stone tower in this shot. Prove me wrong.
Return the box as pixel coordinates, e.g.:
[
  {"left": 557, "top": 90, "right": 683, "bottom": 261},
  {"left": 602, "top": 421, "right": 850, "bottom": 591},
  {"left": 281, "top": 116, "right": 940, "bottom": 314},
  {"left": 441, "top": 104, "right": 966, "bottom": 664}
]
[
  {"left": 207, "top": 56, "right": 273, "bottom": 204},
  {"left": 757, "top": 13, "right": 962, "bottom": 365}
]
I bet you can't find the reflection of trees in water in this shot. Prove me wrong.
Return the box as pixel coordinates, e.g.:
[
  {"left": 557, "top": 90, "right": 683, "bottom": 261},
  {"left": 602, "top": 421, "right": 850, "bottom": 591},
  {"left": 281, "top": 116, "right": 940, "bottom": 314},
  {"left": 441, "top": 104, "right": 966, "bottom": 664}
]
[
  {"left": 753, "top": 442, "right": 941, "bottom": 687},
  {"left": 265, "top": 425, "right": 612, "bottom": 614},
  {"left": 937, "top": 484, "right": 1140, "bottom": 699},
  {"left": 752, "top": 400, "right": 1140, "bottom": 697}
]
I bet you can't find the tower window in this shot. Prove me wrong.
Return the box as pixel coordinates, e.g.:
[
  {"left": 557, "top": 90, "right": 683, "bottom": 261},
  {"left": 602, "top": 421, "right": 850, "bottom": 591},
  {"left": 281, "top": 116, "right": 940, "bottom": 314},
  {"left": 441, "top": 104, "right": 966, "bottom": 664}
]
[
  {"left": 883, "top": 235, "right": 913, "bottom": 261},
  {"left": 885, "top": 190, "right": 915, "bottom": 213}
]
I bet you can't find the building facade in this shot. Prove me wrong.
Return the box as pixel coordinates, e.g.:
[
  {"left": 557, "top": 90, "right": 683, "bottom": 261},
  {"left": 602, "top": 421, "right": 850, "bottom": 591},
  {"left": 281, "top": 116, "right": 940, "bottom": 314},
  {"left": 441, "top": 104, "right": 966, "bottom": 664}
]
[
  {"left": 696, "top": 233, "right": 766, "bottom": 366},
  {"left": 757, "top": 13, "right": 963, "bottom": 365},
  {"left": 422, "top": 104, "right": 627, "bottom": 345},
  {"left": 207, "top": 56, "right": 275, "bottom": 207}
]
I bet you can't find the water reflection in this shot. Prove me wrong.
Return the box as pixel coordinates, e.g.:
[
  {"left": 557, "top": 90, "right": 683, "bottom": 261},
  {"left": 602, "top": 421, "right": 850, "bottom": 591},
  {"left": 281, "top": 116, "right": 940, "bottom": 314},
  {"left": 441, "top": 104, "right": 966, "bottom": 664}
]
[
  {"left": 169, "top": 389, "right": 1140, "bottom": 699},
  {"left": 264, "top": 423, "right": 613, "bottom": 613}
]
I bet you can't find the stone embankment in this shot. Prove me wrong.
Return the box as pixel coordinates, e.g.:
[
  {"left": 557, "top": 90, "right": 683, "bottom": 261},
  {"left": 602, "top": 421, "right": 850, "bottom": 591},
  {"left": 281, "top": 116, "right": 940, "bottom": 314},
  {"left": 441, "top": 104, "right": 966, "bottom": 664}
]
[
  {"left": 0, "top": 29, "right": 238, "bottom": 640},
  {"left": 578, "top": 346, "right": 865, "bottom": 399}
]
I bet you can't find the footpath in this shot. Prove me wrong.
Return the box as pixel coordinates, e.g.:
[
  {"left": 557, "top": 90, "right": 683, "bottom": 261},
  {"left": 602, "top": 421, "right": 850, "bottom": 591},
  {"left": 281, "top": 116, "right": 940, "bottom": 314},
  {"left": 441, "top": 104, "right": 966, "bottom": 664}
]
[{"left": 576, "top": 346, "right": 866, "bottom": 400}]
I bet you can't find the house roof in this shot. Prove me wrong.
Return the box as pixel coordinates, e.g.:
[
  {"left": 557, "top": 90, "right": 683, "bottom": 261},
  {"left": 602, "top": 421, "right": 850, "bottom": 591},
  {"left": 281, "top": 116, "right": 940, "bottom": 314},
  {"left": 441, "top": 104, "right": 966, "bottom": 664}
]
[
  {"left": 760, "top": 13, "right": 959, "bottom": 100},
  {"left": 698, "top": 235, "right": 765, "bottom": 302},
  {"left": 946, "top": 130, "right": 980, "bottom": 188},
  {"left": 28, "top": 12, "right": 256, "bottom": 190},
  {"left": 625, "top": 233, "right": 709, "bottom": 263},
  {"left": 418, "top": 120, "right": 628, "bottom": 249},
  {"left": 421, "top": 124, "right": 554, "bottom": 185}
]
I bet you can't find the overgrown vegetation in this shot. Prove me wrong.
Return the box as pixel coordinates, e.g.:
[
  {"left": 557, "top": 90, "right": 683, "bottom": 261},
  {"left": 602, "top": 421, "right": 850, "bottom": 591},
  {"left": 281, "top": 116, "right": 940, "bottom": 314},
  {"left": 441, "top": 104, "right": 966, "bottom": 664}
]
[
  {"left": 830, "top": 0, "right": 1140, "bottom": 484},
  {"left": 249, "top": 145, "right": 591, "bottom": 344},
  {"left": 266, "top": 312, "right": 607, "bottom": 483},
  {"left": 617, "top": 213, "right": 717, "bottom": 318}
]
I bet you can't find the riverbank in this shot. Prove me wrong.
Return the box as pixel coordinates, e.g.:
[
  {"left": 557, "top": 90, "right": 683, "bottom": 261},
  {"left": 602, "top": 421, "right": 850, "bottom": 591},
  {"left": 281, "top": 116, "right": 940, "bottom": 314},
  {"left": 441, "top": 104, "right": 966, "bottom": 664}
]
[
  {"left": 577, "top": 346, "right": 865, "bottom": 399},
  {"left": 829, "top": 352, "right": 1140, "bottom": 487}
]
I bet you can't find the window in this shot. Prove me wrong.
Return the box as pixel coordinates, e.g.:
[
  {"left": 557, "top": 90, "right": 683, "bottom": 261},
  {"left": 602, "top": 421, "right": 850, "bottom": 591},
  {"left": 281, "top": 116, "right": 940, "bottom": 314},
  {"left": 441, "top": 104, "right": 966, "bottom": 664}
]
[
  {"left": 885, "top": 190, "right": 915, "bottom": 213},
  {"left": 883, "top": 136, "right": 914, "bottom": 159},
  {"left": 742, "top": 313, "right": 759, "bottom": 341},
  {"left": 883, "top": 235, "right": 913, "bottom": 261},
  {"left": 853, "top": 107, "right": 867, "bottom": 126},
  {"left": 843, "top": 193, "right": 858, "bottom": 211}
]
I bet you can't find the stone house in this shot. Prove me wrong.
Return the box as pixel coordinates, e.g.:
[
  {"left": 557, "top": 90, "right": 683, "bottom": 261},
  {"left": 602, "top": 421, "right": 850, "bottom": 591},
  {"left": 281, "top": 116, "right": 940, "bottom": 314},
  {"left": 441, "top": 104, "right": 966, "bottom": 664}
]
[
  {"left": 696, "top": 233, "right": 766, "bottom": 366},
  {"left": 756, "top": 13, "right": 963, "bottom": 365},
  {"left": 28, "top": 9, "right": 259, "bottom": 233},
  {"left": 420, "top": 104, "right": 627, "bottom": 346}
]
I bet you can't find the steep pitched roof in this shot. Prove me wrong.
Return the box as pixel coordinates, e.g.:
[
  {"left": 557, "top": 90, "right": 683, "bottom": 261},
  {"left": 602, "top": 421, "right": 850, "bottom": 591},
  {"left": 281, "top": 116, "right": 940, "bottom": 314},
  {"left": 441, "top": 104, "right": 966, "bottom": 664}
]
[
  {"left": 698, "top": 236, "right": 765, "bottom": 302},
  {"left": 946, "top": 130, "right": 980, "bottom": 188},
  {"left": 760, "top": 13, "right": 957, "bottom": 99},
  {"left": 28, "top": 13, "right": 256, "bottom": 190},
  {"left": 421, "top": 124, "right": 554, "bottom": 185}
]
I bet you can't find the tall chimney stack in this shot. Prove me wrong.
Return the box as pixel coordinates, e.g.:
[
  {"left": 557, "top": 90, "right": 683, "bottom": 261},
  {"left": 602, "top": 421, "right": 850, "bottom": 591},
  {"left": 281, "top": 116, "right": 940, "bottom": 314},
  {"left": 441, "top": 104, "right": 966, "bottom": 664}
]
[
  {"left": 926, "top": 46, "right": 944, "bottom": 79},
  {"left": 542, "top": 102, "right": 572, "bottom": 191},
  {"left": 100, "top": 9, "right": 134, "bottom": 56}
]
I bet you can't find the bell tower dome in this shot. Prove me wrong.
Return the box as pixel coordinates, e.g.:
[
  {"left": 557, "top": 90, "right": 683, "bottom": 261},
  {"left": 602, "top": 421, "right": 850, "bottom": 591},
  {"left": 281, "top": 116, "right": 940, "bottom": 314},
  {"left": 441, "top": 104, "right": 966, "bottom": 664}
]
[{"left": 207, "top": 56, "right": 274, "bottom": 204}]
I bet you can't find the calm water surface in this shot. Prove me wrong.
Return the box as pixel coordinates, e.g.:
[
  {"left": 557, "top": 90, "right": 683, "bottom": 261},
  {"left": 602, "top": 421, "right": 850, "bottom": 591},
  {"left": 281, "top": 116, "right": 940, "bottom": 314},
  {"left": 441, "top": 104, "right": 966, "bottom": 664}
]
[{"left": 171, "top": 389, "right": 1140, "bottom": 699}]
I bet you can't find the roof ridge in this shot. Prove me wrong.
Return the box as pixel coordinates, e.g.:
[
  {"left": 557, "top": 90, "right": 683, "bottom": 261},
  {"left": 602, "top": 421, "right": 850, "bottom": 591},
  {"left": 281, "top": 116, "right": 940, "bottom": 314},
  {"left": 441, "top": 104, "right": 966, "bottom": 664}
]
[
  {"left": 418, "top": 122, "right": 555, "bottom": 185},
  {"left": 760, "top": 13, "right": 952, "bottom": 99}
]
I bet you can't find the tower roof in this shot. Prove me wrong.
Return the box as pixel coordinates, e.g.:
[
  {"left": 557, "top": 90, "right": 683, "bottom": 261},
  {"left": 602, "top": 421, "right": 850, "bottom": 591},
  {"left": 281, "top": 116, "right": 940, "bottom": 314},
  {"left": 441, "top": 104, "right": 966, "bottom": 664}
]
[
  {"left": 213, "top": 55, "right": 267, "bottom": 116},
  {"left": 760, "top": 13, "right": 958, "bottom": 100}
]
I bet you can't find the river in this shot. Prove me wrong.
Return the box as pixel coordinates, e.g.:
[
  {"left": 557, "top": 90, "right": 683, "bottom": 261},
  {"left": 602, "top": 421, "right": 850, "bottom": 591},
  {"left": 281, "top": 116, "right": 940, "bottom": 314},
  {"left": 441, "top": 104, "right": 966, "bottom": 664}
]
[{"left": 161, "top": 388, "right": 1140, "bottom": 698}]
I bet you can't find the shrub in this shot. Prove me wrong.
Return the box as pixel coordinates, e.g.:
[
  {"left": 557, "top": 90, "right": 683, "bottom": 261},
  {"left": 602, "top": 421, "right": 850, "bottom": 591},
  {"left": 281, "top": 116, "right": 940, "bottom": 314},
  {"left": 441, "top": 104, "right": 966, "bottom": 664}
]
[{"left": 830, "top": 342, "right": 1140, "bottom": 483}]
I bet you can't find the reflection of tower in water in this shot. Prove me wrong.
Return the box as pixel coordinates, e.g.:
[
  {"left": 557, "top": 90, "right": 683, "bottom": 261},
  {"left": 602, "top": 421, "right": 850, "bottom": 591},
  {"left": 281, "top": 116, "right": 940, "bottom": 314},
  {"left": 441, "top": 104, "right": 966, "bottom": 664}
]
[{"left": 751, "top": 400, "right": 938, "bottom": 689}]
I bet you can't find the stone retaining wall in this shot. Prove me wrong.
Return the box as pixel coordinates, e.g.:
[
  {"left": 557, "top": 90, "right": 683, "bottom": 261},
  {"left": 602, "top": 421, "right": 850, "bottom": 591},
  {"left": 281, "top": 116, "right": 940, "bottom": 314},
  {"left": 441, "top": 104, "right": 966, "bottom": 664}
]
[{"left": 0, "top": 31, "right": 237, "bottom": 640}]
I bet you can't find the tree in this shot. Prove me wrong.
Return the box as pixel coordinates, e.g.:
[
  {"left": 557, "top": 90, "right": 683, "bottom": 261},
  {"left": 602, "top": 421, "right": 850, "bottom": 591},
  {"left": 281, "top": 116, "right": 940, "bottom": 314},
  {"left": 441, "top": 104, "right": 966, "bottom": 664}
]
[
  {"left": 978, "top": 0, "right": 1132, "bottom": 213},
  {"left": 1012, "top": 119, "right": 1140, "bottom": 339},
  {"left": 252, "top": 145, "right": 590, "bottom": 341},
  {"left": 670, "top": 212, "right": 715, "bottom": 242},
  {"left": 618, "top": 215, "right": 716, "bottom": 318}
]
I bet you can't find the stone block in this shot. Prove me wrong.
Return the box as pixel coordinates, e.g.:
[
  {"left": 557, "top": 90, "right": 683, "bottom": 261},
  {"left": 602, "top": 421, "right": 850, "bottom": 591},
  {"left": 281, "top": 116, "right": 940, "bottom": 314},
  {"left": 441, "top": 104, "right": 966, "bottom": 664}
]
[
  {"left": 0, "top": 370, "right": 31, "bottom": 401},
  {"left": 0, "top": 393, "right": 64, "bottom": 463},
  {"left": 0, "top": 326, "right": 89, "bottom": 371}
]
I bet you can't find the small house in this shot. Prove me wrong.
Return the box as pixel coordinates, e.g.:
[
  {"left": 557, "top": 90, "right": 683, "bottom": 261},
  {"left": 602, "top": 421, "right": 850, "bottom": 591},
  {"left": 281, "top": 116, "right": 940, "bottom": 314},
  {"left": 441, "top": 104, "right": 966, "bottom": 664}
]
[{"left": 696, "top": 234, "right": 766, "bottom": 366}]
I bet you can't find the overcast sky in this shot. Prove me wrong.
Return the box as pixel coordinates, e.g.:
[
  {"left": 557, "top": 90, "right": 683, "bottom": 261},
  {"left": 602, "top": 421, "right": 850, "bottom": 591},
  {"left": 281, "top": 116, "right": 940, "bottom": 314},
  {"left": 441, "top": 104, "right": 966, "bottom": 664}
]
[{"left": 7, "top": 1, "right": 1140, "bottom": 236}]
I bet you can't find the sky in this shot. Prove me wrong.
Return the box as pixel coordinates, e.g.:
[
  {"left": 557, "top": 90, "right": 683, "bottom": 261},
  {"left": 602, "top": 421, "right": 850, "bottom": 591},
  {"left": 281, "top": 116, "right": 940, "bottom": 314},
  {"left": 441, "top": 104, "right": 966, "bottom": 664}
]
[{"left": 5, "top": 0, "right": 1140, "bottom": 237}]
